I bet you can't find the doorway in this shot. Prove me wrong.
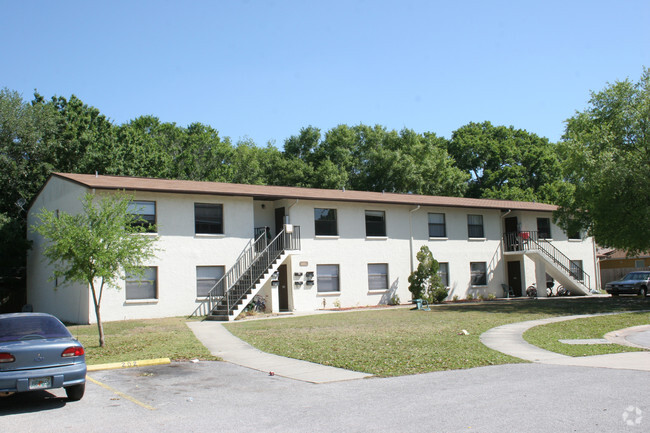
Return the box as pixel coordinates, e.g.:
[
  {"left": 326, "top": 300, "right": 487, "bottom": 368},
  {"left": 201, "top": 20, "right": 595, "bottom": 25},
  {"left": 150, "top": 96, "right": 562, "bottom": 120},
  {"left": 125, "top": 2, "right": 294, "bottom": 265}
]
[
  {"left": 274, "top": 207, "right": 286, "bottom": 237},
  {"left": 507, "top": 261, "right": 522, "bottom": 297},
  {"left": 278, "top": 264, "right": 289, "bottom": 311},
  {"left": 505, "top": 217, "right": 518, "bottom": 251}
]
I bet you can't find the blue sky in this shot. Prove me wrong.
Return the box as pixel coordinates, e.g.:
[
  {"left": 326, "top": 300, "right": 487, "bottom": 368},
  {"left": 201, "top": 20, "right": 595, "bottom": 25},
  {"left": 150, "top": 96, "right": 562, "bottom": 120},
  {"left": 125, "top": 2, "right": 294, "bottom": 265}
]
[{"left": 2, "top": 0, "right": 648, "bottom": 147}]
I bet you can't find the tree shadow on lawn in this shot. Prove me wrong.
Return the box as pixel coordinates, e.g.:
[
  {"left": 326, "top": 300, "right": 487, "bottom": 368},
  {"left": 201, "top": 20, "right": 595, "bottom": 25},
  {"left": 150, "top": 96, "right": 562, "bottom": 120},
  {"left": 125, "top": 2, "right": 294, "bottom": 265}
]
[{"left": 436, "top": 296, "right": 649, "bottom": 317}]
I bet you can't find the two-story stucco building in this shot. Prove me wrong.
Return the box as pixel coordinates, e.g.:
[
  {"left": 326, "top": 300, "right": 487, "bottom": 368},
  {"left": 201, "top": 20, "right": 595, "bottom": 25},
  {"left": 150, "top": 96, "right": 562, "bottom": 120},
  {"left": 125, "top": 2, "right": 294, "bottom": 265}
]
[{"left": 27, "top": 173, "right": 598, "bottom": 324}]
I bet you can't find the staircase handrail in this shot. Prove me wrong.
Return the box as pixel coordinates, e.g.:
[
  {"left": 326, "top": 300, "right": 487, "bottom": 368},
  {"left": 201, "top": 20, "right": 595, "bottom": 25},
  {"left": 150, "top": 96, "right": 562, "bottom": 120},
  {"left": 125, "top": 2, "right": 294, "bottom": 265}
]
[
  {"left": 503, "top": 231, "right": 591, "bottom": 290},
  {"left": 190, "top": 226, "right": 301, "bottom": 318},
  {"left": 190, "top": 230, "right": 267, "bottom": 317},
  {"left": 224, "top": 227, "right": 300, "bottom": 313}
]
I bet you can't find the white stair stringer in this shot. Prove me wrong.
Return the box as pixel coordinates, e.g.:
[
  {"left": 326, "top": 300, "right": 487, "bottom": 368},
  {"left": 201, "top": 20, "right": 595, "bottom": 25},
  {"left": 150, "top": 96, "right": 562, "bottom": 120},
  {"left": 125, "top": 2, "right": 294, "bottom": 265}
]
[
  {"left": 524, "top": 250, "right": 591, "bottom": 296},
  {"left": 226, "top": 251, "right": 291, "bottom": 321}
]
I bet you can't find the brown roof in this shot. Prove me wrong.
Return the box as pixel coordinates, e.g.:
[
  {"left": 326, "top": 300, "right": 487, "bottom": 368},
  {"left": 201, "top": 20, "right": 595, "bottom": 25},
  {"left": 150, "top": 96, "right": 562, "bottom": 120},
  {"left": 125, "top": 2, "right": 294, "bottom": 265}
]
[{"left": 51, "top": 172, "right": 557, "bottom": 212}]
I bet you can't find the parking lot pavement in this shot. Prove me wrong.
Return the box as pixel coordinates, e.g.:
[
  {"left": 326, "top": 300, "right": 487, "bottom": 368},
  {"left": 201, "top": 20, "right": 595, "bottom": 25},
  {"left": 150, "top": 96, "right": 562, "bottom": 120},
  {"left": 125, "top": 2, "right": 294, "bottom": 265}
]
[{"left": 2, "top": 360, "right": 650, "bottom": 432}]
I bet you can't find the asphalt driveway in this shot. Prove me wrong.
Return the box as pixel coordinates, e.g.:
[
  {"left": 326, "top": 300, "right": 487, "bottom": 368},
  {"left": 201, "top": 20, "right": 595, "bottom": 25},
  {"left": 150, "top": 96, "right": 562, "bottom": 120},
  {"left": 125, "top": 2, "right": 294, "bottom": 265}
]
[{"left": 1, "top": 360, "right": 648, "bottom": 432}]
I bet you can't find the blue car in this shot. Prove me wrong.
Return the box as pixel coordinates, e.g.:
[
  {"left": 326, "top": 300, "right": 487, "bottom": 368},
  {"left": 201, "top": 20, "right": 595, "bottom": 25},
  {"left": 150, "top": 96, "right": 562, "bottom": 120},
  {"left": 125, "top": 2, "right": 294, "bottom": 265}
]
[{"left": 0, "top": 313, "right": 86, "bottom": 401}]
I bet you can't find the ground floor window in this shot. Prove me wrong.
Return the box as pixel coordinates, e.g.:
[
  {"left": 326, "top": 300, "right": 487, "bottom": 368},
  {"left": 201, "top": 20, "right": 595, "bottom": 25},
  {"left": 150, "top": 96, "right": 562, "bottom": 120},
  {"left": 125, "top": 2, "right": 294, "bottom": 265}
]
[
  {"left": 570, "top": 260, "right": 584, "bottom": 281},
  {"left": 317, "top": 264, "right": 340, "bottom": 293},
  {"left": 368, "top": 263, "right": 388, "bottom": 291},
  {"left": 196, "top": 266, "right": 225, "bottom": 297},
  {"left": 125, "top": 267, "right": 158, "bottom": 300},
  {"left": 438, "top": 262, "right": 449, "bottom": 287},
  {"left": 470, "top": 262, "right": 487, "bottom": 286}
]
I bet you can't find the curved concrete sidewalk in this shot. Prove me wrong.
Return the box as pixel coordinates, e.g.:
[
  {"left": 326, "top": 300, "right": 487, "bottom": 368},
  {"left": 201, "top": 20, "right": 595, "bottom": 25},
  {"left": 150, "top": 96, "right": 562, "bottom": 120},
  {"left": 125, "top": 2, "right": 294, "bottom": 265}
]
[
  {"left": 186, "top": 321, "right": 372, "bottom": 384},
  {"left": 480, "top": 313, "right": 650, "bottom": 371}
]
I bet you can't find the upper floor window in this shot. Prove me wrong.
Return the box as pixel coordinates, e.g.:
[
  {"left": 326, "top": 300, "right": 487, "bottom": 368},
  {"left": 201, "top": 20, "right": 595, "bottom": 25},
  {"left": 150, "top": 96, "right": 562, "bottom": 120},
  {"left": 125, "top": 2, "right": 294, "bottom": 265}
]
[
  {"left": 314, "top": 208, "right": 338, "bottom": 236},
  {"left": 428, "top": 213, "right": 446, "bottom": 238},
  {"left": 368, "top": 263, "right": 388, "bottom": 291},
  {"left": 537, "top": 218, "right": 551, "bottom": 239},
  {"left": 195, "top": 203, "right": 223, "bottom": 234},
  {"left": 467, "top": 215, "right": 484, "bottom": 238},
  {"left": 128, "top": 201, "right": 156, "bottom": 232},
  {"left": 125, "top": 267, "right": 158, "bottom": 300},
  {"left": 568, "top": 229, "right": 581, "bottom": 240},
  {"left": 365, "top": 210, "right": 386, "bottom": 237}
]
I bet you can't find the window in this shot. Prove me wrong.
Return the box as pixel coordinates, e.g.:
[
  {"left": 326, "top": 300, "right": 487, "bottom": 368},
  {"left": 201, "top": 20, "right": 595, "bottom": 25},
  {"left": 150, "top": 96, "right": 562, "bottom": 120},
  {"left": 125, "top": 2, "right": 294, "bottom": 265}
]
[
  {"left": 570, "top": 260, "right": 584, "bottom": 282},
  {"left": 467, "top": 215, "right": 484, "bottom": 238},
  {"left": 428, "top": 213, "right": 446, "bottom": 238},
  {"left": 125, "top": 267, "right": 158, "bottom": 300},
  {"left": 196, "top": 266, "right": 225, "bottom": 297},
  {"left": 568, "top": 229, "right": 581, "bottom": 240},
  {"left": 368, "top": 264, "right": 388, "bottom": 291},
  {"left": 314, "top": 208, "right": 338, "bottom": 236},
  {"left": 537, "top": 218, "right": 551, "bottom": 239},
  {"left": 195, "top": 203, "right": 223, "bottom": 234},
  {"left": 365, "top": 210, "right": 386, "bottom": 237},
  {"left": 317, "top": 264, "right": 339, "bottom": 293},
  {"left": 438, "top": 262, "right": 449, "bottom": 287},
  {"left": 470, "top": 262, "right": 487, "bottom": 286},
  {"left": 128, "top": 201, "right": 156, "bottom": 232}
]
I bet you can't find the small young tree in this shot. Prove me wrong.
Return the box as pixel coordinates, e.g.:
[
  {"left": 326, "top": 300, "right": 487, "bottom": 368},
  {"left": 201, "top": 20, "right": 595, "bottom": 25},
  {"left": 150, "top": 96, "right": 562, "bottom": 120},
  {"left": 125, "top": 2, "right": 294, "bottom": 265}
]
[
  {"left": 408, "top": 246, "right": 448, "bottom": 303},
  {"left": 33, "top": 193, "right": 158, "bottom": 347}
]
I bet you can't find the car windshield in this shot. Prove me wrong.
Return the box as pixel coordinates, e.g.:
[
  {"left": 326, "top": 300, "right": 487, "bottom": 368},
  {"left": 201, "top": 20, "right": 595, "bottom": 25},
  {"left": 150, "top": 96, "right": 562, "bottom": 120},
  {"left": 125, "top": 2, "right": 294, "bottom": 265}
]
[
  {"left": 622, "top": 273, "right": 648, "bottom": 281},
  {"left": 0, "top": 315, "right": 72, "bottom": 343}
]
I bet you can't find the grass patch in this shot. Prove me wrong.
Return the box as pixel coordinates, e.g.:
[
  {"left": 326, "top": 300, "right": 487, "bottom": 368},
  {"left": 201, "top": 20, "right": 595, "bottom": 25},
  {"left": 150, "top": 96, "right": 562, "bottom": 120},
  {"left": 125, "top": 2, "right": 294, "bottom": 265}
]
[
  {"left": 523, "top": 311, "right": 650, "bottom": 357},
  {"left": 224, "top": 297, "right": 650, "bottom": 377},
  {"left": 67, "top": 317, "right": 220, "bottom": 364}
]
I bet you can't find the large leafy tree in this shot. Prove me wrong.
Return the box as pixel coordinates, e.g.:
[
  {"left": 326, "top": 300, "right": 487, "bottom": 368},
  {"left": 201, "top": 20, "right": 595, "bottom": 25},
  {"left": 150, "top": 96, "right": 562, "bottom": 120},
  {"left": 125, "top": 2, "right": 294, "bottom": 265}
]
[
  {"left": 448, "top": 121, "right": 565, "bottom": 202},
  {"left": 283, "top": 124, "right": 468, "bottom": 196},
  {"left": 555, "top": 69, "right": 650, "bottom": 253},
  {"left": 33, "top": 193, "right": 158, "bottom": 347}
]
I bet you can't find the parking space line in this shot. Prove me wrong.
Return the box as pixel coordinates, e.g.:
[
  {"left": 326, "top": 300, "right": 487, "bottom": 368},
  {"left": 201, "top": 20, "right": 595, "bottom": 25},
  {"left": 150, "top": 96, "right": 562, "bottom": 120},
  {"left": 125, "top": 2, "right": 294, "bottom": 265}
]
[{"left": 86, "top": 375, "right": 156, "bottom": 411}]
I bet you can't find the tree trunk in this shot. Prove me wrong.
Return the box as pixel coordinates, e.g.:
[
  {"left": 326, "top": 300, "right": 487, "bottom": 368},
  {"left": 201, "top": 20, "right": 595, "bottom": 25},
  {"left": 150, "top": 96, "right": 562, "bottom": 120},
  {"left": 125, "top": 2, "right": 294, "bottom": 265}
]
[
  {"left": 89, "top": 281, "right": 105, "bottom": 347},
  {"left": 94, "top": 302, "right": 105, "bottom": 347}
]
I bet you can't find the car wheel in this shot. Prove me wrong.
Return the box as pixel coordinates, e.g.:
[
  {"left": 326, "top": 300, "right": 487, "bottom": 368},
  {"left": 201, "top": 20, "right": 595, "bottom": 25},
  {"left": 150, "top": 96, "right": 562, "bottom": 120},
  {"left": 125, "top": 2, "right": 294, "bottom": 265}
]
[
  {"left": 640, "top": 287, "right": 648, "bottom": 298},
  {"left": 65, "top": 383, "right": 85, "bottom": 401}
]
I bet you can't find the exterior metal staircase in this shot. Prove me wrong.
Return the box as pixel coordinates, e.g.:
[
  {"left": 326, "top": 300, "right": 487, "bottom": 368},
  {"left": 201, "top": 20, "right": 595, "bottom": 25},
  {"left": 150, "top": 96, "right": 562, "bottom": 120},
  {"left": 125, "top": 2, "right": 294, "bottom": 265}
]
[
  {"left": 503, "top": 231, "right": 591, "bottom": 295},
  {"left": 191, "top": 226, "right": 301, "bottom": 321}
]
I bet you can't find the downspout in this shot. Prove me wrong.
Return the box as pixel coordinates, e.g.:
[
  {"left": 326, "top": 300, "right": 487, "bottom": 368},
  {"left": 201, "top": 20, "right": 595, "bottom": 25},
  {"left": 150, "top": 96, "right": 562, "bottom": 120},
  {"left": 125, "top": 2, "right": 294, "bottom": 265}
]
[
  {"left": 287, "top": 199, "right": 299, "bottom": 224},
  {"left": 408, "top": 205, "right": 421, "bottom": 273}
]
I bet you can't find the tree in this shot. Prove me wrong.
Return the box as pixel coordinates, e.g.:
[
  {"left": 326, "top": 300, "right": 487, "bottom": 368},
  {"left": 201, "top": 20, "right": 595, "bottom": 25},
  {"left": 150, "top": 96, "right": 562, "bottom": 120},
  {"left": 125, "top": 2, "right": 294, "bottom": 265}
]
[
  {"left": 448, "top": 121, "right": 565, "bottom": 202},
  {"left": 408, "top": 246, "right": 448, "bottom": 303},
  {"left": 33, "top": 193, "right": 159, "bottom": 347},
  {"left": 555, "top": 68, "right": 650, "bottom": 254}
]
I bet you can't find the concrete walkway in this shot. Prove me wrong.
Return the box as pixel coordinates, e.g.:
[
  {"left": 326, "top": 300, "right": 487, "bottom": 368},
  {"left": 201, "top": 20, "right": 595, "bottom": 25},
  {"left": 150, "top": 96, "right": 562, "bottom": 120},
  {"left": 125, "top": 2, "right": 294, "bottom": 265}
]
[
  {"left": 186, "top": 321, "right": 372, "bottom": 384},
  {"left": 480, "top": 313, "right": 650, "bottom": 371}
]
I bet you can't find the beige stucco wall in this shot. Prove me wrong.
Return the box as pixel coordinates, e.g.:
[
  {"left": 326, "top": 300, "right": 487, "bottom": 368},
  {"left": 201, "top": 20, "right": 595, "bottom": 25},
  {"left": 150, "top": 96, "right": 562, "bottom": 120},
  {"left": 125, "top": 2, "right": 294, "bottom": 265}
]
[{"left": 27, "top": 176, "right": 91, "bottom": 324}]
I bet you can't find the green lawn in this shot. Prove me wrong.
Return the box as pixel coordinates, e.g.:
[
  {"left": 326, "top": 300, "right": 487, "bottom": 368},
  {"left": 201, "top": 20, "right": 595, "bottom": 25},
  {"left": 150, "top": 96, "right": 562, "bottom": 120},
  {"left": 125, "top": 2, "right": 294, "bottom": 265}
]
[
  {"left": 67, "top": 317, "right": 220, "bottom": 364},
  {"left": 225, "top": 297, "right": 650, "bottom": 377},
  {"left": 523, "top": 311, "right": 650, "bottom": 357}
]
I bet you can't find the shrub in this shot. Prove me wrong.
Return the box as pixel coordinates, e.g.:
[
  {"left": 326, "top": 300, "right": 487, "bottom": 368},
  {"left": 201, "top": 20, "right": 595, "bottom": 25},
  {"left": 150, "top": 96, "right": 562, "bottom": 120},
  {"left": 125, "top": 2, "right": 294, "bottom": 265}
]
[
  {"left": 389, "top": 294, "right": 401, "bottom": 305},
  {"left": 429, "top": 286, "right": 449, "bottom": 304},
  {"left": 487, "top": 293, "right": 497, "bottom": 301},
  {"left": 466, "top": 294, "right": 474, "bottom": 301}
]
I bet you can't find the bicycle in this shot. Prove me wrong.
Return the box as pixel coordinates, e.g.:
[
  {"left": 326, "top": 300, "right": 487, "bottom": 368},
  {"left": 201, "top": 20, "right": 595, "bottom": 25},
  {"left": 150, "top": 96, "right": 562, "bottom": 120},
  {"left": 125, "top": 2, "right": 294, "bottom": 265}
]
[
  {"left": 526, "top": 283, "right": 537, "bottom": 298},
  {"left": 251, "top": 295, "right": 266, "bottom": 312}
]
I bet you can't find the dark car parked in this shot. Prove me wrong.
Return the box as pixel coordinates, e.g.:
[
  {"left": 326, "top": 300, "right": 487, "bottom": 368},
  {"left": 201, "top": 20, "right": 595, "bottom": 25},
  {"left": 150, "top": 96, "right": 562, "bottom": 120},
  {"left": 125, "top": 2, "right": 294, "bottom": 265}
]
[
  {"left": 605, "top": 272, "right": 650, "bottom": 297},
  {"left": 0, "top": 313, "right": 86, "bottom": 400}
]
